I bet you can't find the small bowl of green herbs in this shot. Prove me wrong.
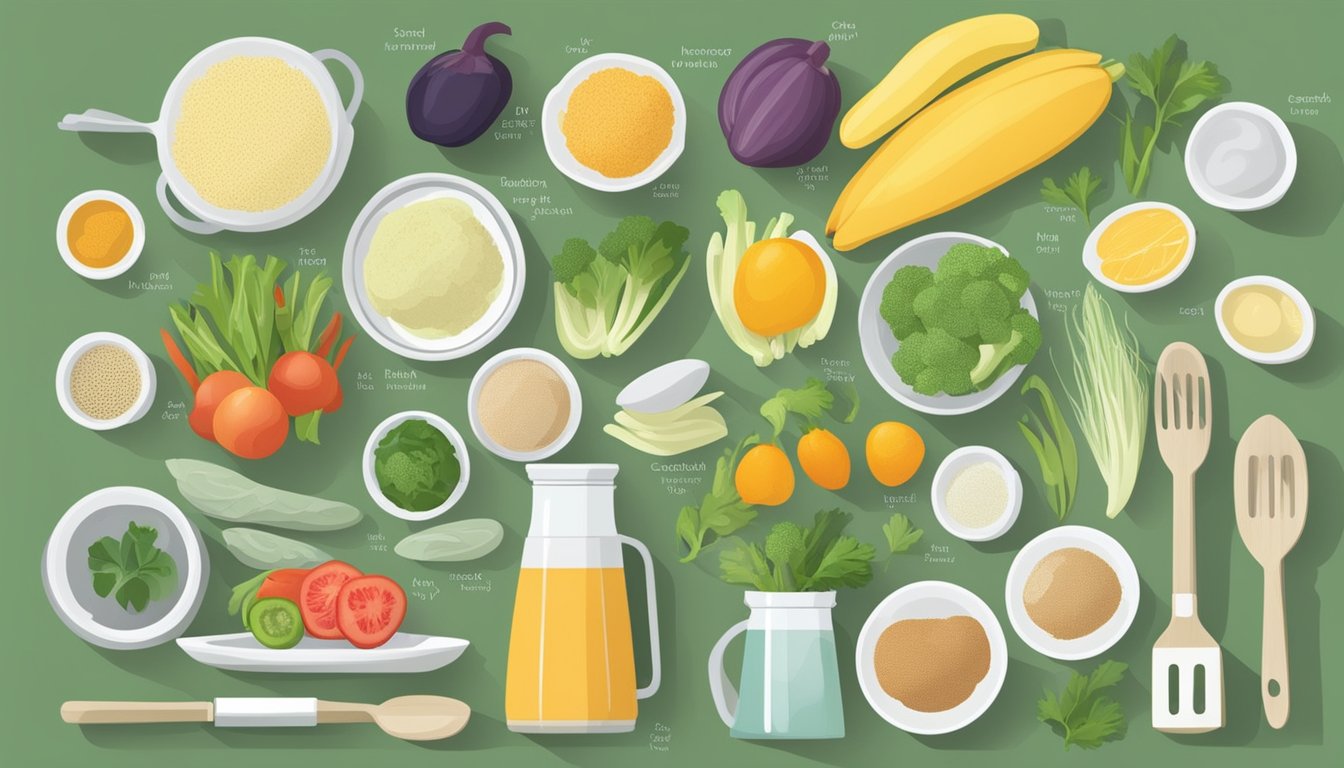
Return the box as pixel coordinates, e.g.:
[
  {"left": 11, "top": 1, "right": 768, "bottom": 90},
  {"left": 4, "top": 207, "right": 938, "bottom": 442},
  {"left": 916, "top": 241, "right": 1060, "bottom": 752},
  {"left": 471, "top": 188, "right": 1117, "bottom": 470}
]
[{"left": 363, "top": 410, "right": 470, "bottom": 521}]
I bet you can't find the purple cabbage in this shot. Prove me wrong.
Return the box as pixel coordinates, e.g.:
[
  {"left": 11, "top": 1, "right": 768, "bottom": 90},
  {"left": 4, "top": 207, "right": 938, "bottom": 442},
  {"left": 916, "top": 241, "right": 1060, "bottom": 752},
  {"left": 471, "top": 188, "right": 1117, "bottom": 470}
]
[
  {"left": 719, "top": 39, "right": 841, "bottom": 168},
  {"left": 406, "top": 22, "right": 513, "bottom": 147}
]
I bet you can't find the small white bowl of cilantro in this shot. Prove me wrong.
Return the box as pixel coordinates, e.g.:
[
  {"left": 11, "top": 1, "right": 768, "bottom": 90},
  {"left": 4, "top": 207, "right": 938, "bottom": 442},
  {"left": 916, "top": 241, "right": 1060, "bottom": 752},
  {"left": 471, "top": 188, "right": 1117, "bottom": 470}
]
[
  {"left": 42, "top": 487, "right": 208, "bottom": 650},
  {"left": 364, "top": 410, "right": 470, "bottom": 521}
]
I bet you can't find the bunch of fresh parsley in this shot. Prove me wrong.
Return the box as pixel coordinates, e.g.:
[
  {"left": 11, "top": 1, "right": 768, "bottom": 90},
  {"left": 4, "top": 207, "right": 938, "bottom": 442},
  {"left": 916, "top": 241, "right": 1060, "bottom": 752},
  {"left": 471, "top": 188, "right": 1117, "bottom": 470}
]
[
  {"left": 1038, "top": 660, "right": 1128, "bottom": 750},
  {"left": 719, "top": 509, "right": 875, "bottom": 592},
  {"left": 676, "top": 434, "right": 759, "bottom": 563},
  {"left": 1040, "top": 168, "right": 1101, "bottom": 225},
  {"left": 87, "top": 522, "right": 179, "bottom": 613}
]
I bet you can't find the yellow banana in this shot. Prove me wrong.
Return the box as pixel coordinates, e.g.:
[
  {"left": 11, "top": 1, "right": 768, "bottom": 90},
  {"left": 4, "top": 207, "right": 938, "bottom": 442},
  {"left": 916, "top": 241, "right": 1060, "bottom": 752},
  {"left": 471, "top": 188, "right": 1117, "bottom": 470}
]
[{"left": 839, "top": 13, "right": 1039, "bottom": 149}]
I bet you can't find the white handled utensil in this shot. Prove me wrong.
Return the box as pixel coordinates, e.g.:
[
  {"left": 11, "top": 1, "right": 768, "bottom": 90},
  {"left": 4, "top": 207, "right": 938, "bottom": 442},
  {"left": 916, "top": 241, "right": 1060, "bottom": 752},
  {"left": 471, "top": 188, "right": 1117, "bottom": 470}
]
[
  {"left": 61, "top": 696, "right": 470, "bottom": 741},
  {"left": 1151, "top": 342, "right": 1224, "bottom": 733},
  {"left": 1234, "top": 414, "right": 1308, "bottom": 729}
]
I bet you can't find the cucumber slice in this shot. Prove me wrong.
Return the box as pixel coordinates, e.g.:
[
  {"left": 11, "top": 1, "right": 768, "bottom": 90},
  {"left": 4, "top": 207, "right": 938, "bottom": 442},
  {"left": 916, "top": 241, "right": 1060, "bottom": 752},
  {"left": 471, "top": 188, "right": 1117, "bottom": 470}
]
[{"left": 247, "top": 597, "right": 304, "bottom": 649}]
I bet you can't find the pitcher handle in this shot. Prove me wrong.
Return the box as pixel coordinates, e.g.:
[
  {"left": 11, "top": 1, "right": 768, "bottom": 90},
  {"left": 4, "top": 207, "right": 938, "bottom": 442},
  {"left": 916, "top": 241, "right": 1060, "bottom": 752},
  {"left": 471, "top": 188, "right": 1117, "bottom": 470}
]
[
  {"left": 312, "top": 49, "right": 364, "bottom": 123},
  {"left": 708, "top": 620, "right": 749, "bottom": 728},
  {"left": 617, "top": 535, "right": 661, "bottom": 700}
]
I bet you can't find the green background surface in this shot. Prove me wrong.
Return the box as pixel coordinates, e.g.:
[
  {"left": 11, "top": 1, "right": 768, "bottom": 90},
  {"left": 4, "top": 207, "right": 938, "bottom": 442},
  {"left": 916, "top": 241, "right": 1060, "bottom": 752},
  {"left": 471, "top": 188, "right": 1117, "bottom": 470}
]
[{"left": 2, "top": 0, "right": 1342, "bottom": 765}]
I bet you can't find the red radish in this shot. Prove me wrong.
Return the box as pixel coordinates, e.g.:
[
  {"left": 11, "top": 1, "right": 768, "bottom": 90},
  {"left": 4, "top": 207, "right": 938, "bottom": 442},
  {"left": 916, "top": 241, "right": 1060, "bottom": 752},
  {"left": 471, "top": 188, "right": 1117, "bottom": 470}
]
[
  {"left": 300, "top": 561, "right": 362, "bottom": 639},
  {"left": 213, "top": 386, "right": 289, "bottom": 459},
  {"left": 189, "top": 370, "right": 251, "bottom": 442},
  {"left": 336, "top": 575, "right": 407, "bottom": 648},
  {"left": 268, "top": 351, "right": 338, "bottom": 416}
]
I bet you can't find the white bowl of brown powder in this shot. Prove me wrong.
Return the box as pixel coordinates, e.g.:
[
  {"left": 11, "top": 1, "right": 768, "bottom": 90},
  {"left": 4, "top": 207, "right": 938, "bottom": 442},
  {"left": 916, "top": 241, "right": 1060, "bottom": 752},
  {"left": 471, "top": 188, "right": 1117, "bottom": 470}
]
[
  {"left": 55, "top": 332, "right": 156, "bottom": 431},
  {"left": 468, "top": 348, "right": 582, "bottom": 462}
]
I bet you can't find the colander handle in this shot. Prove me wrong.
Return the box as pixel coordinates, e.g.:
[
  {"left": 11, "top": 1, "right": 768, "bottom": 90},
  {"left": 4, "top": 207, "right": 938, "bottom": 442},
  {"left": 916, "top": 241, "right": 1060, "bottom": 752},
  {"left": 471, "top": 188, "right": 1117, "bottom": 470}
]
[
  {"left": 57, "top": 109, "right": 156, "bottom": 134},
  {"left": 156, "top": 174, "right": 223, "bottom": 235},
  {"left": 313, "top": 49, "right": 364, "bottom": 123}
]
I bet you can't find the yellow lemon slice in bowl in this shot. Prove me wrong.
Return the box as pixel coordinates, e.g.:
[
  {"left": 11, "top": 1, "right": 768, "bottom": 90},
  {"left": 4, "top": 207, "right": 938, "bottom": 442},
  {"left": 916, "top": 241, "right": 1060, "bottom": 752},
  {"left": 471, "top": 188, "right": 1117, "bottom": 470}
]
[{"left": 1083, "top": 202, "right": 1195, "bottom": 293}]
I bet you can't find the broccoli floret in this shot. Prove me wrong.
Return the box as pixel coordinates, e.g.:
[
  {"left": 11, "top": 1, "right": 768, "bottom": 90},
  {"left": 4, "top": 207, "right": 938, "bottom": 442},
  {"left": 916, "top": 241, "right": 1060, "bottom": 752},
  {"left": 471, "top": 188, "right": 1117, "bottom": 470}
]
[
  {"left": 936, "top": 243, "right": 1002, "bottom": 284},
  {"left": 598, "top": 215, "right": 659, "bottom": 264},
  {"left": 969, "top": 310, "right": 1043, "bottom": 388},
  {"left": 552, "top": 237, "right": 597, "bottom": 286},
  {"left": 993, "top": 256, "right": 1031, "bottom": 300},
  {"left": 913, "top": 284, "right": 978, "bottom": 339},
  {"left": 880, "top": 265, "right": 933, "bottom": 339},
  {"left": 960, "top": 279, "right": 1014, "bottom": 343},
  {"left": 891, "top": 328, "right": 978, "bottom": 396},
  {"left": 765, "top": 522, "right": 806, "bottom": 590},
  {"left": 379, "top": 451, "right": 437, "bottom": 498}
]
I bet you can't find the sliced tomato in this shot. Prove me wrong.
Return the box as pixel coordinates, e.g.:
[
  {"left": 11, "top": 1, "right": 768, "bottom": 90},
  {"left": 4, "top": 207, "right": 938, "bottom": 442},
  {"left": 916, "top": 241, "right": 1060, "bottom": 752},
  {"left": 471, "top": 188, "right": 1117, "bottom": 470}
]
[
  {"left": 256, "top": 568, "right": 309, "bottom": 604},
  {"left": 336, "top": 575, "right": 407, "bottom": 649},
  {"left": 299, "top": 561, "right": 362, "bottom": 639}
]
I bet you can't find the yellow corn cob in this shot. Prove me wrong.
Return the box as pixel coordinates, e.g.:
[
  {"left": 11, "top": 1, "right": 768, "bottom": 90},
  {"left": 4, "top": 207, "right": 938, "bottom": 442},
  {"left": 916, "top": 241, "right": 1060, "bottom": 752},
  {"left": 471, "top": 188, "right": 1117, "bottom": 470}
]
[
  {"left": 829, "top": 56, "right": 1121, "bottom": 251},
  {"left": 827, "top": 48, "right": 1102, "bottom": 234},
  {"left": 840, "top": 13, "right": 1039, "bottom": 149}
]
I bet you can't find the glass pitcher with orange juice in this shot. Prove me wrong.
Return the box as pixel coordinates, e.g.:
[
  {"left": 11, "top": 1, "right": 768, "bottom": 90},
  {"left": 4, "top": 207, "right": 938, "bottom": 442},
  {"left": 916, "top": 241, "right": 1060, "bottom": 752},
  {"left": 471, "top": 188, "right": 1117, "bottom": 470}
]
[{"left": 505, "top": 464, "right": 661, "bottom": 733}]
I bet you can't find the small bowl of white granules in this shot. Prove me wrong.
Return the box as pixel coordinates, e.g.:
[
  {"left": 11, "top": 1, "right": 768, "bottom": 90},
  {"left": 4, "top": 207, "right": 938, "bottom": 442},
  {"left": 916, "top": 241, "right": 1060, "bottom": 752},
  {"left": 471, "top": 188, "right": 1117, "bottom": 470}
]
[{"left": 931, "top": 447, "right": 1022, "bottom": 542}]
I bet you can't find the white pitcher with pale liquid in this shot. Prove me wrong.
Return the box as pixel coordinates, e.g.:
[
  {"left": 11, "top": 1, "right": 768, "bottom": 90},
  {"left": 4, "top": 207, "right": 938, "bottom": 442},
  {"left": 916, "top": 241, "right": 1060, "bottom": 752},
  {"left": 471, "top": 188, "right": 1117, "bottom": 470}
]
[{"left": 505, "top": 464, "right": 661, "bottom": 733}]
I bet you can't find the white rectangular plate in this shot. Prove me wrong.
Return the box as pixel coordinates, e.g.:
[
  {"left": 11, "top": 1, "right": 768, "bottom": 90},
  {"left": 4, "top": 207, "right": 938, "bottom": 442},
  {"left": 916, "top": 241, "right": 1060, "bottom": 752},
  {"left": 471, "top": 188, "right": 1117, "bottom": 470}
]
[{"left": 176, "top": 632, "right": 469, "bottom": 673}]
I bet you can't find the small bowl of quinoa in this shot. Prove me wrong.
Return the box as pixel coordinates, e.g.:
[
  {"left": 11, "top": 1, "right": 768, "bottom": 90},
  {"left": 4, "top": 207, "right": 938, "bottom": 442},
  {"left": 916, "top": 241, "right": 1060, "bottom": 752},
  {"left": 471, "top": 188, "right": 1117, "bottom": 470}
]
[{"left": 56, "top": 332, "right": 156, "bottom": 430}]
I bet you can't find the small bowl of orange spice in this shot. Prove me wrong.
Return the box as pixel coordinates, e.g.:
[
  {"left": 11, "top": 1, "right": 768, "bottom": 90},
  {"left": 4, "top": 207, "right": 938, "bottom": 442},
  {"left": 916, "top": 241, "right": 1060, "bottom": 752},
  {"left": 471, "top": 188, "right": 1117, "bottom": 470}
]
[
  {"left": 57, "top": 190, "right": 144, "bottom": 280},
  {"left": 542, "top": 54, "right": 686, "bottom": 192}
]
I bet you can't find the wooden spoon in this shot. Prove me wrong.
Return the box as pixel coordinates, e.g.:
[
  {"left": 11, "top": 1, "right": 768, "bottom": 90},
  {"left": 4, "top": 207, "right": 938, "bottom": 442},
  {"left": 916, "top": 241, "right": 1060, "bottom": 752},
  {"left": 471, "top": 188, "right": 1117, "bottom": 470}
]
[{"left": 1234, "top": 414, "right": 1309, "bottom": 729}]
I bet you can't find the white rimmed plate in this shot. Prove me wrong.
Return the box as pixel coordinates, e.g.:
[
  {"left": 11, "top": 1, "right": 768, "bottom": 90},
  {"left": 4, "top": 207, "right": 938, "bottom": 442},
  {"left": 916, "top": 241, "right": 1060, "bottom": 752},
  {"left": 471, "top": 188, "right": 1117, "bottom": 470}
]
[
  {"left": 856, "top": 581, "right": 1008, "bottom": 734},
  {"left": 1083, "top": 202, "right": 1196, "bottom": 293},
  {"left": 542, "top": 53, "right": 686, "bottom": 192},
  {"left": 55, "top": 332, "right": 157, "bottom": 430},
  {"left": 363, "top": 410, "right": 471, "bottom": 521},
  {"left": 1005, "top": 526, "right": 1140, "bottom": 660},
  {"left": 43, "top": 487, "right": 208, "bottom": 650},
  {"left": 931, "top": 446, "right": 1022, "bottom": 542},
  {"left": 343, "top": 173, "right": 525, "bottom": 361},
  {"left": 177, "top": 632, "right": 469, "bottom": 673},
  {"left": 1214, "top": 275, "right": 1315, "bottom": 365},
  {"left": 469, "top": 347, "right": 582, "bottom": 462},
  {"left": 858, "top": 232, "right": 1036, "bottom": 416}
]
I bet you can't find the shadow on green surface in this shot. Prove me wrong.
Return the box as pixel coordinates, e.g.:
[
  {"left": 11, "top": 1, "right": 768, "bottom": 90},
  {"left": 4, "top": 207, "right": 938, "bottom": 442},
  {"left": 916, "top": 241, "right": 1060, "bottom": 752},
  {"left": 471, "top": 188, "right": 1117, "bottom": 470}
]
[
  {"left": 1234, "top": 124, "right": 1343, "bottom": 238},
  {"left": 1266, "top": 310, "right": 1342, "bottom": 388}
]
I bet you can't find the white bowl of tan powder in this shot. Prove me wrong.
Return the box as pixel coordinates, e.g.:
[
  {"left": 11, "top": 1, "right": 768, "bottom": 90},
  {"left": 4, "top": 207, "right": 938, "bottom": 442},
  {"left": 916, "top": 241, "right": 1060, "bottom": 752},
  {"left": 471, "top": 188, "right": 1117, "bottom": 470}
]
[
  {"left": 1005, "top": 526, "right": 1139, "bottom": 660},
  {"left": 469, "top": 348, "right": 581, "bottom": 462},
  {"left": 55, "top": 332, "right": 156, "bottom": 431}
]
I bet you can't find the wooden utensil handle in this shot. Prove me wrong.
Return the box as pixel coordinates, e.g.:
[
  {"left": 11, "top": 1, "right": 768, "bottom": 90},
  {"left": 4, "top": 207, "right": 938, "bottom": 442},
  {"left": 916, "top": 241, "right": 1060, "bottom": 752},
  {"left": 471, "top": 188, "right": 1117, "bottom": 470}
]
[
  {"left": 62, "top": 701, "right": 213, "bottom": 724},
  {"left": 1263, "top": 561, "right": 1290, "bottom": 728},
  {"left": 1172, "top": 472, "right": 1197, "bottom": 597}
]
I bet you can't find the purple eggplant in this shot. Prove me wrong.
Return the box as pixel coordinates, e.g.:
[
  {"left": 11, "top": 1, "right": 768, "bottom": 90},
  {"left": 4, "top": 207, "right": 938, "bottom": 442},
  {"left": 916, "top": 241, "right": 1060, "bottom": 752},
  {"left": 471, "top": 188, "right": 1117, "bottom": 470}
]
[
  {"left": 406, "top": 22, "right": 513, "bottom": 147},
  {"left": 719, "top": 38, "right": 841, "bottom": 168}
]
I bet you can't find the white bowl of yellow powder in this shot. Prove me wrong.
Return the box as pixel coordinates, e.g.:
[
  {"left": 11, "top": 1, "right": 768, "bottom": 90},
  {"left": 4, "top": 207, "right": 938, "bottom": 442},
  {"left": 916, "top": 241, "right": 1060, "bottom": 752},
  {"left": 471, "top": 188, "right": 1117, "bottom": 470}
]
[
  {"left": 55, "top": 332, "right": 156, "bottom": 431},
  {"left": 543, "top": 53, "right": 686, "bottom": 192},
  {"left": 344, "top": 174, "right": 526, "bottom": 361}
]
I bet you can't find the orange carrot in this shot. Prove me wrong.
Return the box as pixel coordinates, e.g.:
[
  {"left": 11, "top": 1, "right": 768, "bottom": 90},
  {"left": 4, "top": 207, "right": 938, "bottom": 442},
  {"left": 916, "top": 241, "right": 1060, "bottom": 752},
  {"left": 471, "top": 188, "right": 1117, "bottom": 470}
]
[
  {"left": 332, "top": 335, "right": 355, "bottom": 371},
  {"left": 161, "top": 329, "right": 201, "bottom": 393},
  {"left": 316, "top": 312, "right": 343, "bottom": 357}
]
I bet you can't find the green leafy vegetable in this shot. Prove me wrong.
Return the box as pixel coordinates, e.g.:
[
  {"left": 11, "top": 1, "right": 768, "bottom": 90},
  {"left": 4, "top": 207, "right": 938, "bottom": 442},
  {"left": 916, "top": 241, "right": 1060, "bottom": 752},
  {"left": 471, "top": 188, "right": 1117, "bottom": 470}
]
[
  {"left": 883, "top": 512, "right": 923, "bottom": 554},
  {"left": 1056, "top": 285, "right": 1149, "bottom": 519},
  {"left": 373, "top": 419, "right": 462, "bottom": 512},
  {"left": 1018, "top": 375, "right": 1080, "bottom": 521},
  {"left": 1119, "top": 36, "right": 1225, "bottom": 195},
  {"left": 676, "top": 434, "right": 758, "bottom": 562},
  {"left": 166, "top": 458, "right": 362, "bottom": 531},
  {"left": 719, "top": 509, "right": 875, "bottom": 591},
  {"left": 882, "top": 243, "right": 1041, "bottom": 396},
  {"left": 222, "top": 528, "right": 330, "bottom": 569},
  {"left": 552, "top": 215, "right": 691, "bottom": 359},
  {"left": 1040, "top": 167, "right": 1101, "bottom": 225},
  {"left": 228, "top": 570, "right": 273, "bottom": 630},
  {"left": 760, "top": 378, "right": 833, "bottom": 438},
  {"left": 1038, "top": 660, "right": 1129, "bottom": 750},
  {"left": 87, "top": 522, "right": 179, "bottom": 613}
]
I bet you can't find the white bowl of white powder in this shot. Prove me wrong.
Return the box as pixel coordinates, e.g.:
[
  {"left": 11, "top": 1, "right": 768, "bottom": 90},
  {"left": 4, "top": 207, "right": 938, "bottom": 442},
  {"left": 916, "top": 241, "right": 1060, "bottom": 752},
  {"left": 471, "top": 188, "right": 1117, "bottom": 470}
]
[{"left": 931, "top": 446, "right": 1022, "bottom": 542}]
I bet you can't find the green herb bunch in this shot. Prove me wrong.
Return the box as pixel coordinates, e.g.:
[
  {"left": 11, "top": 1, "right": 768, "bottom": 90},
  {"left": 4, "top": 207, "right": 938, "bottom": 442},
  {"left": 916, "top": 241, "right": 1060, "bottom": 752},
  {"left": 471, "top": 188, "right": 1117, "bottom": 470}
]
[{"left": 720, "top": 509, "right": 875, "bottom": 592}]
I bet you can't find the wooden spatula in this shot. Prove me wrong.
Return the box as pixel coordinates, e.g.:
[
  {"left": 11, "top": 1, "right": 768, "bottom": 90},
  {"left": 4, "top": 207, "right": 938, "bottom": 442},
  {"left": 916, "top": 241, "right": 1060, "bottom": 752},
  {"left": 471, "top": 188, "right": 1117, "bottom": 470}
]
[{"left": 1234, "top": 415, "right": 1309, "bottom": 729}]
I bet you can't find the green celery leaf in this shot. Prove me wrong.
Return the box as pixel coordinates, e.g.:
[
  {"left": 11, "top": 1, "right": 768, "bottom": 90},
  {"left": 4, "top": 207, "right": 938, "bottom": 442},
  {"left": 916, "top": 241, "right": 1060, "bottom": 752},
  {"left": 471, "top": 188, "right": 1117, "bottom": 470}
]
[{"left": 883, "top": 513, "right": 924, "bottom": 554}]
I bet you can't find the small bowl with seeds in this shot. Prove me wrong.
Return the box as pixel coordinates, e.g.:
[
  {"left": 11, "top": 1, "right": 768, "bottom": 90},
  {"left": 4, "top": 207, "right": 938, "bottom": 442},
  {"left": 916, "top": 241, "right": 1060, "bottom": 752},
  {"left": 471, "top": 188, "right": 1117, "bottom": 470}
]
[
  {"left": 56, "top": 332, "right": 156, "bottom": 430},
  {"left": 468, "top": 347, "right": 581, "bottom": 462},
  {"left": 931, "top": 446, "right": 1022, "bottom": 542}
]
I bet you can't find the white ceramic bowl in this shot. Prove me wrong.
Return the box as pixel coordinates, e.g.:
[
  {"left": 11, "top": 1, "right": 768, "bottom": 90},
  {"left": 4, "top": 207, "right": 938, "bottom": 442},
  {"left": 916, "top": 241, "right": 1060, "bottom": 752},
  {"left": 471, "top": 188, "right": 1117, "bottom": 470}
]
[
  {"left": 468, "top": 348, "right": 582, "bottom": 462},
  {"left": 1082, "top": 202, "right": 1196, "bottom": 293},
  {"left": 363, "top": 410, "right": 471, "bottom": 521},
  {"left": 343, "top": 173, "right": 526, "bottom": 362},
  {"left": 56, "top": 190, "right": 145, "bottom": 280},
  {"left": 1214, "top": 275, "right": 1315, "bottom": 365},
  {"left": 55, "top": 332, "right": 157, "bottom": 430},
  {"left": 43, "top": 487, "right": 208, "bottom": 650},
  {"left": 856, "top": 581, "right": 1008, "bottom": 735},
  {"left": 858, "top": 232, "right": 1037, "bottom": 416},
  {"left": 1005, "top": 526, "right": 1140, "bottom": 660},
  {"left": 1185, "top": 101, "right": 1296, "bottom": 211},
  {"left": 931, "top": 446, "right": 1022, "bottom": 542},
  {"left": 542, "top": 53, "right": 686, "bottom": 192}
]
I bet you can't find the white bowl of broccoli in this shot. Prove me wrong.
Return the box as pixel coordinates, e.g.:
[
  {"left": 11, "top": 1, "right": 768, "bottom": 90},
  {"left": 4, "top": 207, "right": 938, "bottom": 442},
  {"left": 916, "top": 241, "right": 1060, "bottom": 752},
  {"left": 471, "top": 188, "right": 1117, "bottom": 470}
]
[{"left": 858, "top": 232, "right": 1039, "bottom": 416}]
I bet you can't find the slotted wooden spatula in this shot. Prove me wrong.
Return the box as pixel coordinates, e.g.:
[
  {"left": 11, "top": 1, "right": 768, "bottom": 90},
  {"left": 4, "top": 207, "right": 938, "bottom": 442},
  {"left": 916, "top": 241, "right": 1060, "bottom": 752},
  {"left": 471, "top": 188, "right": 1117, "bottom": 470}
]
[
  {"left": 1234, "top": 415, "right": 1308, "bottom": 729},
  {"left": 1151, "top": 342, "right": 1223, "bottom": 733}
]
